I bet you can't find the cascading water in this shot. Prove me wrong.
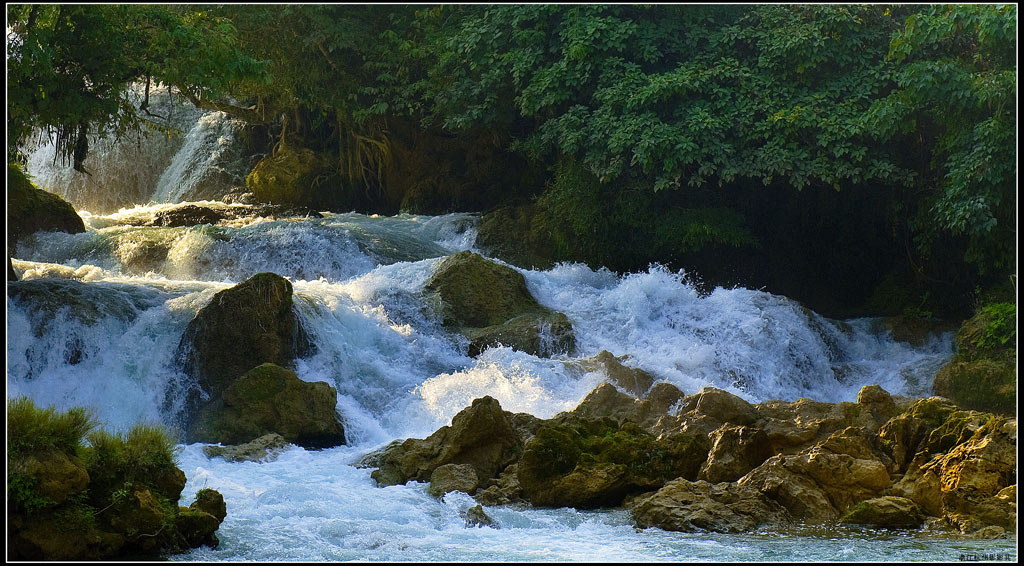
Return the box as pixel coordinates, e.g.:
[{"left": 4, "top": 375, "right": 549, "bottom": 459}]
[
  {"left": 21, "top": 86, "right": 253, "bottom": 213},
  {"left": 7, "top": 110, "right": 1013, "bottom": 562}
]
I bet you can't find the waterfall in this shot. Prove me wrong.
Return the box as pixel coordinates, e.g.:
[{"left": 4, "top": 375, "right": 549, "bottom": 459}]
[{"left": 21, "top": 88, "right": 252, "bottom": 213}]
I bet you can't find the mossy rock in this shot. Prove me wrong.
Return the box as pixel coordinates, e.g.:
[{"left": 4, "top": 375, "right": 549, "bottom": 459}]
[
  {"left": 370, "top": 396, "right": 522, "bottom": 488},
  {"left": 189, "top": 363, "right": 345, "bottom": 448},
  {"left": 932, "top": 302, "right": 1016, "bottom": 415},
  {"left": 476, "top": 204, "right": 559, "bottom": 270},
  {"left": 839, "top": 496, "right": 924, "bottom": 529},
  {"left": 245, "top": 143, "right": 339, "bottom": 209},
  {"left": 425, "top": 251, "right": 575, "bottom": 357},
  {"left": 177, "top": 272, "right": 314, "bottom": 409},
  {"left": 933, "top": 360, "right": 1015, "bottom": 415},
  {"left": 7, "top": 163, "right": 85, "bottom": 250},
  {"left": 516, "top": 415, "right": 710, "bottom": 508}
]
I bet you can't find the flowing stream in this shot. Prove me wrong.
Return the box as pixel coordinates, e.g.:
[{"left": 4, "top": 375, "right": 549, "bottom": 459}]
[{"left": 8, "top": 108, "right": 1015, "bottom": 562}]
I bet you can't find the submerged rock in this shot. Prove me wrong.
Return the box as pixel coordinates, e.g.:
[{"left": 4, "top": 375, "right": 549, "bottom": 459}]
[
  {"left": 149, "top": 204, "right": 228, "bottom": 227},
  {"left": 425, "top": 251, "right": 575, "bottom": 357},
  {"left": 462, "top": 504, "right": 496, "bottom": 528},
  {"left": 202, "top": 433, "right": 292, "bottom": 463},
  {"left": 177, "top": 272, "right": 313, "bottom": 408},
  {"left": 189, "top": 363, "right": 345, "bottom": 448},
  {"left": 629, "top": 479, "right": 790, "bottom": 533}
]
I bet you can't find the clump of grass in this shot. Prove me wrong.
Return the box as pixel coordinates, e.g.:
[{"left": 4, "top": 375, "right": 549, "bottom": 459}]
[
  {"left": 85, "top": 424, "right": 180, "bottom": 494},
  {"left": 7, "top": 396, "right": 96, "bottom": 459}
]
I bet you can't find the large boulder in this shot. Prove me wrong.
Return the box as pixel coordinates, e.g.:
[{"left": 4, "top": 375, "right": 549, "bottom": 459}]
[
  {"left": 177, "top": 272, "right": 312, "bottom": 407},
  {"left": 371, "top": 396, "right": 522, "bottom": 489},
  {"left": 738, "top": 427, "right": 892, "bottom": 523},
  {"left": 425, "top": 251, "right": 575, "bottom": 357},
  {"left": 245, "top": 143, "right": 339, "bottom": 209},
  {"left": 188, "top": 363, "right": 345, "bottom": 448},
  {"left": 629, "top": 479, "right": 790, "bottom": 533},
  {"left": 516, "top": 415, "right": 709, "bottom": 509},
  {"left": 7, "top": 163, "right": 85, "bottom": 252}
]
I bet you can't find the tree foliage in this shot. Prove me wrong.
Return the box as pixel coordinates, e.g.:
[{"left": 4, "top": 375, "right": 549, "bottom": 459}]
[{"left": 6, "top": 4, "right": 265, "bottom": 167}]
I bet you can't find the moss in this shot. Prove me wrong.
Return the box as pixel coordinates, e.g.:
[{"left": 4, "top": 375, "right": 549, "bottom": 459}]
[
  {"left": 245, "top": 143, "right": 341, "bottom": 208},
  {"left": 956, "top": 302, "right": 1016, "bottom": 363}
]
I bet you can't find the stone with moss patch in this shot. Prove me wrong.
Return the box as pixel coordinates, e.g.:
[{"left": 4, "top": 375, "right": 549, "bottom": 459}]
[
  {"left": 189, "top": 363, "right": 346, "bottom": 448},
  {"left": 7, "top": 163, "right": 85, "bottom": 251},
  {"left": 425, "top": 251, "right": 575, "bottom": 357},
  {"left": 932, "top": 303, "right": 1016, "bottom": 415}
]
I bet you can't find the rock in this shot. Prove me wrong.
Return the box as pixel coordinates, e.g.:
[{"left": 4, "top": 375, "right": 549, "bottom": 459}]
[
  {"left": 463, "top": 504, "right": 496, "bottom": 528},
  {"left": 473, "top": 463, "right": 524, "bottom": 506},
  {"left": 576, "top": 351, "right": 656, "bottom": 396},
  {"left": 12, "top": 450, "right": 90, "bottom": 505},
  {"left": 839, "top": 496, "right": 924, "bottom": 528},
  {"left": 371, "top": 396, "right": 522, "bottom": 489},
  {"left": 933, "top": 360, "right": 1015, "bottom": 416},
  {"left": 664, "top": 387, "right": 759, "bottom": 437},
  {"left": 189, "top": 363, "right": 345, "bottom": 448},
  {"left": 921, "top": 417, "right": 1015, "bottom": 497},
  {"left": 202, "top": 433, "right": 291, "bottom": 463},
  {"left": 149, "top": 205, "right": 228, "bottom": 227},
  {"left": 754, "top": 397, "right": 880, "bottom": 454},
  {"left": 738, "top": 427, "right": 892, "bottom": 523},
  {"left": 629, "top": 479, "right": 790, "bottom": 533},
  {"left": 888, "top": 467, "right": 944, "bottom": 517},
  {"left": 177, "top": 272, "right": 313, "bottom": 408},
  {"left": 572, "top": 383, "right": 641, "bottom": 423},
  {"left": 876, "top": 397, "right": 961, "bottom": 473},
  {"left": 9, "top": 255, "right": 18, "bottom": 280},
  {"left": 516, "top": 416, "right": 709, "bottom": 509},
  {"left": 698, "top": 425, "right": 773, "bottom": 483},
  {"left": 428, "top": 463, "right": 480, "bottom": 497},
  {"left": 7, "top": 163, "right": 85, "bottom": 251},
  {"left": 175, "top": 508, "right": 221, "bottom": 549},
  {"left": 245, "top": 143, "right": 339, "bottom": 209},
  {"left": 424, "top": 251, "right": 574, "bottom": 357},
  {"left": 190, "top": 488, "right": 228, "bottom": 523},
  {"left": 857, "top": 385, "right": 898, "bottom": 426},
  {"left": 932, "top": 303, "right": 1016, "bottom": 415},
  {"left": 941, "top": 486, "right": 1017, "bottom": 534}
]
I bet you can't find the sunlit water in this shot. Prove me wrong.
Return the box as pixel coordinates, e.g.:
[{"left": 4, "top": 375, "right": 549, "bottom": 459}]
[{"left": 8, "top": 108, "right": 1014, "bottom": 562}]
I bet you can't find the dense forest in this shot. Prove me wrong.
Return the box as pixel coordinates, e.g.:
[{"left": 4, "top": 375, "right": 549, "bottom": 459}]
[{"left": 7, "top": 4, "right": 1017, "bottom": 318}]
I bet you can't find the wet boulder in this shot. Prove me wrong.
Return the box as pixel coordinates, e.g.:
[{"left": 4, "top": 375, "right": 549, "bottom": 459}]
[
  {"left": 629, "top": 479, "right": 791, "bottom": 533},
  {"left": 425, "top": 251, "right": 575, "bottom": 357},
  {"left": 516, "top": 415, "right": 710, "bottom": 509},
  {"left": 753, "top": 397, "right": 880, "bottom": 455},
  {"left": 202, "top": 433, "right": 291, "bottom": 463},
  {"left": 839, "top": 496, "right": 925, "bottom": 529},
  {"left": 177, "top": 272, "right": 313, "bottom": 406},
  {"left": 7, "top": 163, "right": 85, "bottom": 252},
  {"left": 575, "top": 350, "right": 656, "bottom": 396},
  {"left": 428, "top": 463, "right": 480, "bottom": 497},
  {"left": 189, "top": 363, "right": 345, "bottom": 448},
  {"left": 245, "top": 143, "right": 339, "bottom": 209},
  {"left": 149, "top": 205, "right": 228, "bottom": 227},
  {"left": 371, "top": 396, "right": 522, "bottom": 489}
]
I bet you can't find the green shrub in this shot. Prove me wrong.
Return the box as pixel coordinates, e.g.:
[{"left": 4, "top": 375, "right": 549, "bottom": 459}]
[
  {"left": 7, "top": 397, "right": 95, "bottom": 459},
  {"left": 976, "top": 302, "right": 1016, "bottom": 351}
]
